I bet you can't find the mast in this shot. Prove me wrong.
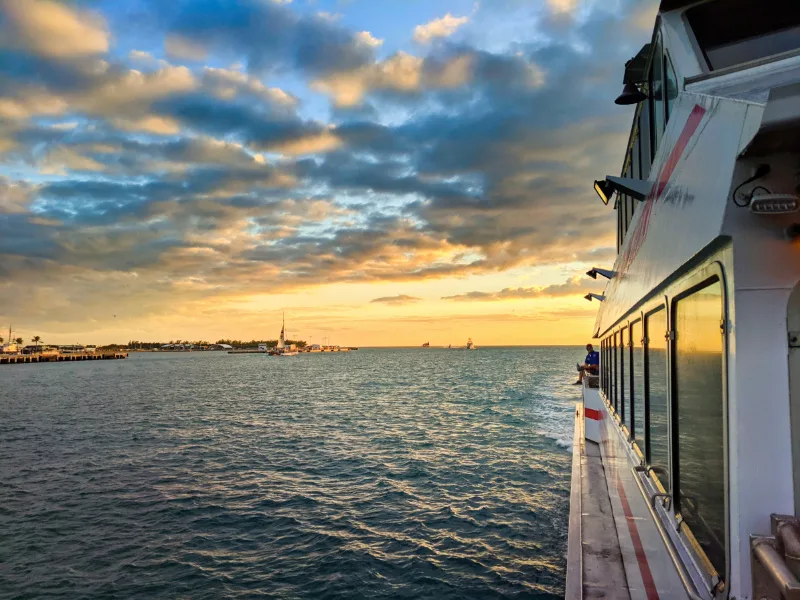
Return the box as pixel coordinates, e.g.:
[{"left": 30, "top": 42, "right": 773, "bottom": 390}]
[{"left": 278, "top": 312, "right": 285, "bottom": 349}]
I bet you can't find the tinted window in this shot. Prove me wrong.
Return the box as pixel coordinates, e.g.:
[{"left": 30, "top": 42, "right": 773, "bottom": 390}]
[
  {"left": 674, "top": 280, "right": 725, "bottom": 576},
  {"left": 620, "top": 327, "right": 627, "bottom": 426},
  {"left": 638, "top": 101, "right": 652, "bottom": 180},
  {"left": 625, "top": 326, "right": 634, "bottom": 436},
  {"left": 613, "top": 332, "right": 619, "bottom": 412},
  {"left": 631, "top": 321, "right": 645, "bottom": 443},
  {"left": 664, "top": 55, "right": 678, "bottom": 122},
  {"left": 646, "top": 308, "right": 669, "bottom": 490},
  {"left": 650, "top": 36, "right": 666, "bottom": 158},
  {"left": 687, "top": 0, "right": 800, "bottom": 70}
]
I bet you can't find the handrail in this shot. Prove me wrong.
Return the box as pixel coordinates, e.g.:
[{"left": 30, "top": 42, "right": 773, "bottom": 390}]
[{"left": 631, "top": 468, "right": 706, "bottom": 600}]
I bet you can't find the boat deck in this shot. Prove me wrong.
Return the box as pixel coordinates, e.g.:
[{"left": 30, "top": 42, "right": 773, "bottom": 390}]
[{"left": 567, "top": 383, "right": 693, "bottom": 599}]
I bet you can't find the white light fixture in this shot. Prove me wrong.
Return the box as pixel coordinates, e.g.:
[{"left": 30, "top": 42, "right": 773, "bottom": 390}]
[
  {"left": 586, "top": 267, "right": 616, "bottom": 280},
  {"left": 749, "top": 193, "right": 800, "bottom": 214},
  {"left": 584, "top": 293, "right": 606, "bottom": 302}
]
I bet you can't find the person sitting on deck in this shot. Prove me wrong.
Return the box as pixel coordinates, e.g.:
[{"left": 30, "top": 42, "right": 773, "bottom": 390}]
[{"left": 574, "top": 343, "right": 599, "bottom": 385}]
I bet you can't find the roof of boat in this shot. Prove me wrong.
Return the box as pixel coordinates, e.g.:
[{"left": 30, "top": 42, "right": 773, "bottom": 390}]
[{"left": 659, "top": 0, "right": 697, "bottom": 11}]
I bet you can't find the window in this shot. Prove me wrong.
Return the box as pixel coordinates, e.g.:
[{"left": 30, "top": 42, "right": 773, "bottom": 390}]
[
  {"left": 664, "top": 55, "right": 678, "bottom": 123},
  {"left": 620, "top": 326, "right": 627, "bottom": 425},
  {"left": 646, "top": 307, "right": 669, "bottom": 490},
  {"left": 631, "top": 321, "right": 645, "bottom": 443},
  {"left": 638, "top": 100, "right": 652, "bottom": 180},
  {"left": 626, "top": 326, "right": 634, "bottom": 436},
  {"left": 686, "top": 0, "right": 800, "bottom": 71},
  {"left": 603, "top": 339, "right": 609, "bottom": 397},
  {"left": 674, "top": 279, "right": 726, "bottom": 576},
  {"left": 613, "top": 332, "right": 619, "bottom": 412},
  {"left": 650, "top": 36, "right": 666, "bottom": 158}
]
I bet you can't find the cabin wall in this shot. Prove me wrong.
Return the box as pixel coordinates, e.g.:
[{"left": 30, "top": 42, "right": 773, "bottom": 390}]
[{"left": 722, "top": 154, "right": 800, "bottom": 596}]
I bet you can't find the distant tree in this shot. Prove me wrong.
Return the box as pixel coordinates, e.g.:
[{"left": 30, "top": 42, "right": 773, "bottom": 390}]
[
  {"left": 15, "top": 337, "right": 23, "bottom": 345},
  {"left": 0, "top": 336, "right": 4, "bottom": 345},
  {"left": 32, "top": 336, "right": 41, "bottom": 350}
]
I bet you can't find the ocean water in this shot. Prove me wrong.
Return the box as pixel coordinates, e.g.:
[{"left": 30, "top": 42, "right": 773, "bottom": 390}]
[{"left": 0, "top": 347, "right": 581, "bottom": 599}]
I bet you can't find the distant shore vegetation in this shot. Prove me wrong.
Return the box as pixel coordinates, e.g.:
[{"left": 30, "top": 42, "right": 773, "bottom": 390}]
[{"left": 98, "top": 340, "right": 308, "bottom": 350}]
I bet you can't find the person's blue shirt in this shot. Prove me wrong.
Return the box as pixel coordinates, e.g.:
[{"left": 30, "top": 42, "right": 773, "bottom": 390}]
[{"left": 585, "top": 351, "right": 599, "bottom": 366}]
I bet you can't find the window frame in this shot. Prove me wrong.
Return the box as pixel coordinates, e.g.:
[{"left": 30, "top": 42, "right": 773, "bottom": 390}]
[
  {"left": 643, "top": 301, "right": 669, "bottom": 492},
  {"left": 628, "top": 319, "right": 641, "bottom": 441},
  {"left": 668, "top": 263, "right": 730, "bottom": 585},
  {"left": 620, "top": 325, "right": 627, "bottom": 427},
  {"left": 648, "top": 32, "right": 666, "bottom": 161}
]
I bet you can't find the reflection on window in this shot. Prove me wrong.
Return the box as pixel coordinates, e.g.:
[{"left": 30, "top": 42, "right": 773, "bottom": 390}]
[
  {"left": 646, "top": 308, "right": 669, "bottom": 490},
  {"left": 686, "top": 0, "right": 800, "bottom": 71},
  {"left": 638, "top": 98, "right": 652, "bottom": 180},
  {"left": 619, "top": 328, "right": 628, "bottom": 423},
  {"left": 613, "top": 332, "right": 619, "bottom": 411},
  {"left": 650, "top": 36, "right": 666, "bottom": 158},
  {"left": 664, "top": 55, "right": 678, "bottom": 122},
  {"left": 675, "top": 280, "right": 725, "bottom": 576},
  {"left": 632, "top": 321, "right": 645, "bottom": 443}
]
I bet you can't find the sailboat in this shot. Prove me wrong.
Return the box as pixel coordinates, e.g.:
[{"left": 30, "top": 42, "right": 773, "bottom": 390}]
[{"left": 273, "top": 313, "right": 298, "bottom": 356}]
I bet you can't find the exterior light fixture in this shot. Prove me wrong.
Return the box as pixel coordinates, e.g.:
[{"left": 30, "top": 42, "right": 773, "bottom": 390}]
[
  {"left": 586, "top": 268, "right": 616, "bottom": 280},
  {"left": 594, "top": 180, "right": 615, "bottom": 205},
  {"left": 749, "top": 193, "right": 800, "bottom": 214},
  {"left": 584, "top": 293, "right": 606, "bottom": 302},
  {"left": 615, "top": 82, "right": 648, "bottom": 105},
  {"left": 594, "top": 176, "right": 652, "bottom": 204}
]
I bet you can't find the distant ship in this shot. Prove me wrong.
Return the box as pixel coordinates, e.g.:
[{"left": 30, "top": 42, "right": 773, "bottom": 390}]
[
  {"left": 466, "top": 338, "right": 476, "bottom": 350},
  {"left": 422, "top": 341, "right": 430, "bottom": 347},
  {"left": 272, "top": 313, "right": 298, "bottom": 356}
]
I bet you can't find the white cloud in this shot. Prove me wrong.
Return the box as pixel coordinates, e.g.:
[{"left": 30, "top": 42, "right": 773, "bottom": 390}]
[
  {"left": 312, "top": 52, "right": 473, "bottom": 107},
  {"left": 165, "top": 35, "right": 208, "bottom": 61},
  {"left": 413, "top": 12, "right": 469, "bottom": 44},
  {"left": 355, "top": 31, "right": 383, "bottom": 48},
  {"left": 0, "top": 0, "right": 109, "bottom": 58},
  {"left": 547, "top": 0, "right": 581, "bottom": 15}
]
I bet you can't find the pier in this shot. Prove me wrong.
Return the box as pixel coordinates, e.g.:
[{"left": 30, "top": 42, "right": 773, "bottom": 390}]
[{"left": 0, "top": 351, "right": 128, "bottom": 365}]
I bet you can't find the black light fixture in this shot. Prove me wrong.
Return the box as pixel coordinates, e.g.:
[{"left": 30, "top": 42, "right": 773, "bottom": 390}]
[
  {"left": 584, "top": 293, "right": 606, "bottom": 302},
  {"left": 594, "top": 176, "right": 652, "bottom": 203},
  {"left": 594, "top": 179, "right": 615, "bottom": 205},
  {"left": 615, "top": 82, "right": 648, "bottom": 105},
  {"left": 586, "top": 268, "right": 616, "bottom": 280}
]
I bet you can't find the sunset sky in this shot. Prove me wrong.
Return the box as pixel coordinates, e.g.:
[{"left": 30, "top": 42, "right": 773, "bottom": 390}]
[{"left": 0, "top": 0, "right": 656, "bottom": 346}]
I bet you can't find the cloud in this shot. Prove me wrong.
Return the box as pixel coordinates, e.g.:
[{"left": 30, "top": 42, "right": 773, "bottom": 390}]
[
  {"left": 312, "top": 51, "right": 475, "bottom": 106},
  {"left": 441, "top": 277, "right": 603, "bottom": 301},
  {"left": 0, "top": 0, "right": 109, "bottom": 58},
  {"left": 413, "top": 12, "right": 469, "bottom": 44},
  {"left": 370, "top": 294, "right": 422, "bottom": 306},
  {"left": 165, "top": 35, "right": 209, "bottom": 61},
  {"left": 355, "top": 31, "right": 383, "bottom": 48},
  {"left": 0, "top": 0, "right": 657, "bottom": 337}
]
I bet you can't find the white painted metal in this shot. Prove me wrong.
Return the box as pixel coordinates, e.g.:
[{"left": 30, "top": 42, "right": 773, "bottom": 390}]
[
  {"left": 583, "top": 386, "right": 602, "bottom": 443},
  {"left": 583, "top": 1, "right": 800, "bottom": 598},
  {"left": 788, "top": 285, "right": 800, "bottom": 516}
]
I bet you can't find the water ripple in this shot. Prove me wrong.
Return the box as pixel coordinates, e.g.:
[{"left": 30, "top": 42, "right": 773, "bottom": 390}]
[{"left": 0, "top": 347, "right": 579, "bottom": 598}]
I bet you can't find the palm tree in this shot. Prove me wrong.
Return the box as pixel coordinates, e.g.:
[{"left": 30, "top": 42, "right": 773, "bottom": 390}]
[
  {"left": 15, "top": 337, "right": 23, "bottom": 346},
  {"left": 32, "top": 336, "right": 41, "bottom": 351}
]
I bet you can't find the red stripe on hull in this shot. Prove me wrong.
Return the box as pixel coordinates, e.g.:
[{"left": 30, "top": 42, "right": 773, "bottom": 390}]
[{"left": 585, "top": 408, "right": 602, "bottom": 421}]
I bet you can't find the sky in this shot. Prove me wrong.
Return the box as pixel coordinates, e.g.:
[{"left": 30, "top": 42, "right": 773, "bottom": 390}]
[{"left": 0, "top": 0, "right": 658, "bottom": 347}]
